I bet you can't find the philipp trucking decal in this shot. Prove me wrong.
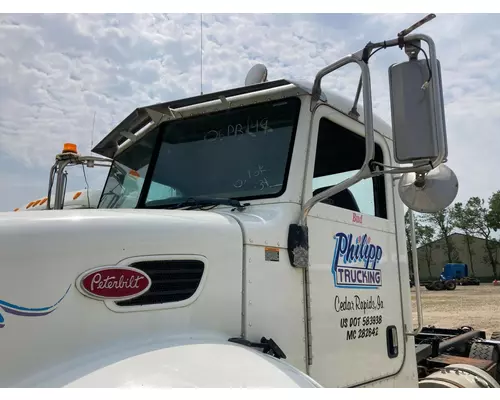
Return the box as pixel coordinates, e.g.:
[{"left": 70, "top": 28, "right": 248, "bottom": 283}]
[
  {"left": 331, "top": 232, "right": 383, "bottom": 289},
  {"left": 0, "top": 285, "right": 71, "bottom": 329},
  {"left": 76, "top": 266, "right": 152, "bottom": 301}
]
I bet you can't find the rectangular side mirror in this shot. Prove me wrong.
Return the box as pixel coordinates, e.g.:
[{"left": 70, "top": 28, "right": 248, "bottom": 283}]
[{"left": 388, "top": 48, "right": 448, "bottom": 165}]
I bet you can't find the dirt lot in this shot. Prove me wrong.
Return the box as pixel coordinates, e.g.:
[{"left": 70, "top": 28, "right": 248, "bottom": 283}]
[{"left": 411, "top": 284, "right": 500, "bottom": 337}]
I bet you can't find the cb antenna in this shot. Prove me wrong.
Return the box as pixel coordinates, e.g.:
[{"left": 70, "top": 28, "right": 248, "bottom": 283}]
[
  {"left": 200, "top": 13, "right": 203, "bottom": 95},
  {"left": 397, "top": 13, "right": 436, "bottom": 42}
]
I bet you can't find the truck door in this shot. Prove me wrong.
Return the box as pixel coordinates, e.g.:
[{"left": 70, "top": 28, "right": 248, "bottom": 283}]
[{"left": 304, "top": 105, "right": 406, "bottom": 387}]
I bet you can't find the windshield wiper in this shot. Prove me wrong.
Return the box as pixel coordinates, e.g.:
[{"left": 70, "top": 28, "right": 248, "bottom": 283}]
[{"left": 149, "top": 196, "right": 248, "bottom": 212}]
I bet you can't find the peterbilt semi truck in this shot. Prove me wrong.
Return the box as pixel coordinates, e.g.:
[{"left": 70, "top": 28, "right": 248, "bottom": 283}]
[{"left": 3, "top": 15, "right": 500, "bottom": 388}]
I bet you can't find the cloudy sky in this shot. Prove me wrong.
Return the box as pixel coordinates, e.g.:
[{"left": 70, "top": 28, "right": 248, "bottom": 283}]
[{"left": 0, "top": 13, "right": 498, "bottom": 211}]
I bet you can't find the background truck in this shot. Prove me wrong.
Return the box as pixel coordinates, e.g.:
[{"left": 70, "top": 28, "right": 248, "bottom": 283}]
[
  {"left": 3, "top": 15, "right": 500, "bottom": 388},
  {"left": 450, "top": 263, "right": 481, "bottom": 286},
  {"left": 423, "top": 263, "right": 480, "bottom": 291}
]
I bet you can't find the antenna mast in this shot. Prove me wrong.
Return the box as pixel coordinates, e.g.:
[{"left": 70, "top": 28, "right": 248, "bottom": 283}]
[{"left": 200, "top": 13, "right": 203, "bottom": 95}]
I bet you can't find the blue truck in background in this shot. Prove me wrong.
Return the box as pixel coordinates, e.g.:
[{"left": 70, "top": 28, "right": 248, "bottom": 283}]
[{"left": 422, "top": 263, "right": 481, "bottom": 291}]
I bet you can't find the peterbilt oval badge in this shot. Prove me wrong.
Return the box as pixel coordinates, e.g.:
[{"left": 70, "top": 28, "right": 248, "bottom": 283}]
[{"left": 76, "top": 266, "right": 152, "bottom": 301}]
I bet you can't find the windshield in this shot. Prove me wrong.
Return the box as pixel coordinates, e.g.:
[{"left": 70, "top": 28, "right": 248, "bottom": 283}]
[{"left": 98, "top": 97, "right": 301, "bottom": 209}]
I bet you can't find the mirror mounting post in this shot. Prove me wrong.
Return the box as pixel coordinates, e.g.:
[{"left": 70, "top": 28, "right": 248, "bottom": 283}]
[
  {"left": 288, "top": 52, "right": 375, "bottom": 269},
  {"left": 307, "top": 52, "right": 375, "bottom": 226}
]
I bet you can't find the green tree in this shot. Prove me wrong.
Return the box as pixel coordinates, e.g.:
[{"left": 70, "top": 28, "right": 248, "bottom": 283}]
[
  {"left": 415, "top": 222, "right": 436, "bottom": 278},
  {"left": 404, "top": 211, "right": 435, "bottom": 279},
  {"left": 487, "top": 190, "right": 500, "bottom": 231},
  {"left": 449, "top": 202, "right": 477, "bottom": 276},
  {"left": 422, "top": 209, "right": 460, "bottom": 263},
  {"left": 487, "top": 238, "right": 500, "bottom": 276},
  {"left": 465, "top": 196, "right": 499, "bottom": 279},
  {"left": 487, "top": 192, "right": 500, "bottom": 278}
]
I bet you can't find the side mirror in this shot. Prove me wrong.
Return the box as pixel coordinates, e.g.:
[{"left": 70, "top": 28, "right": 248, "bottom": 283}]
[{"left": 388, "top": 39, "right": 447, "bottom": 166}]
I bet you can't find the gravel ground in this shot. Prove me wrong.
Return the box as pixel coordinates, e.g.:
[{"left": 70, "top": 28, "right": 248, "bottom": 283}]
[{"left": 411, "top": 284, "right": 500, "bottom": 337}]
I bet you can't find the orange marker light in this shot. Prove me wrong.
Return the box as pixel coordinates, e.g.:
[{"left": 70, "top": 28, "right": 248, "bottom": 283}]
[
  {"left": 129, "top": 170, "right": 140, "bottom": 178},
  {"left": 73, "top": 191, "right": 82, "bottom": 200},
  {"left": 63, "top": 143, "right": 78, "bottom": 154}
]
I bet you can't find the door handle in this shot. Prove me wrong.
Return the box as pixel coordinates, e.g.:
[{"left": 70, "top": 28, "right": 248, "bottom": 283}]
[{"left": 386, "top": 325, "right": 399, "bottom": 358}]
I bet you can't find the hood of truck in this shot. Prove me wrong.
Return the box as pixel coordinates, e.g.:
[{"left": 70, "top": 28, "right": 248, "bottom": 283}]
[
  {"left": 0, "top": 208, "right": 245, "bottom": 387},
  {"left": 62, "top": 341, "right": 321, "bottom": 388}
]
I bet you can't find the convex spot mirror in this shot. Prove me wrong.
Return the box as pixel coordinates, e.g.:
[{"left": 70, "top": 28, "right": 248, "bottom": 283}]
[{"left": 398, "top": 163, "right": 459, "bottom": 213}]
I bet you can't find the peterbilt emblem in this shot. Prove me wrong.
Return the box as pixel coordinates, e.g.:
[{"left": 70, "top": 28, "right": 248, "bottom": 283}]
[{"left": 76, "top": 266, "right": 152, "bottom": 301}]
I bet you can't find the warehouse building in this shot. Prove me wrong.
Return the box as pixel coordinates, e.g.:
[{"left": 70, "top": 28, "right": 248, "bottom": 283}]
[{"left": 416, "top": 232, "right": 499, "bottom": 281}]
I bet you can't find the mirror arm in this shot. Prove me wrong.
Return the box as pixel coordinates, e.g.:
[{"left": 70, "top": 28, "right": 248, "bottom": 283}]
[
  {"left": 289, "top": 53, "right": 374, "bottom": 269},
  {"left": 304, "top": 54, "right": 374, "bottom": 227},
  {"left": 53, "top": 159, "right": 71, "bottom": 210},
  {"left": 47, "top": 153, "right": 113, "bottom": 211},
  {"left": 46, "top": 164, "right": 57, "bottom": 210}
]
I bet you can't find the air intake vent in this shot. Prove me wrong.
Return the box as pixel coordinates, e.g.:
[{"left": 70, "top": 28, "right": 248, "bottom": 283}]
[{"left": 115, "top": 260, "right": 205, "bottom": 307}]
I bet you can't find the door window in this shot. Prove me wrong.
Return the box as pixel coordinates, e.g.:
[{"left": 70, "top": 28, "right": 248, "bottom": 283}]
[{"left": 311, "top": 117, "right": 387, "bottom": 219}]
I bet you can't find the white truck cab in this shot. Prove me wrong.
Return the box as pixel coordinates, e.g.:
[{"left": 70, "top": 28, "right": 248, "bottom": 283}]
[{"left": 3, "top": 15, "right": 499, "bottom": 388}]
